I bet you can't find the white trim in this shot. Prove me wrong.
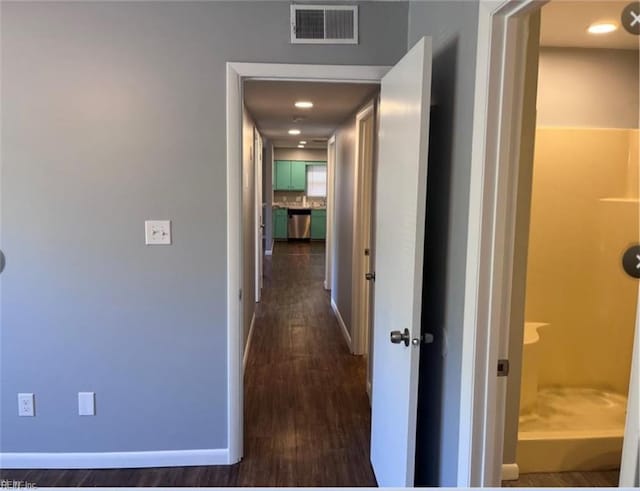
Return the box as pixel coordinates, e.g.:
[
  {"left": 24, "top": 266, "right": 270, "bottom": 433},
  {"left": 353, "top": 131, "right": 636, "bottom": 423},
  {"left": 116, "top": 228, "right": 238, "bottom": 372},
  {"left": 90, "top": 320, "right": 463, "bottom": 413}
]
[
  {"left": 243, "top": 313, "right": 256, "bottom": 371},
  {"left": 229, "top": 63, "right": 389, "bottom": 84},
  {"left": 254, "top": 129, "right": 264, "bottom": 302},
  {"left": 331, "top": 297, "right": 352, "bottom": 351},
  {"left": 460, "top": 0, "right": 546, "bottom": 486},
  {"left": 620, "top": 293, "right": 639, "bottom": 486},
  {"left": 0, "top": 449, "right": 229, "bottom": 469},
  {"left": 501, "top": 463, "right": 519, "bottom": 481},
  {"left": 226, "top": 63, "right": 243, "bottom": 465},
  {"left": 350, "top": 100, "right": 376, "bottom": 356},
  {"left": 227, "top": 62, "right": 389, "bottom": 466},
  {"left": 325, "top": 134, "right": 337, "bottom": 292}
]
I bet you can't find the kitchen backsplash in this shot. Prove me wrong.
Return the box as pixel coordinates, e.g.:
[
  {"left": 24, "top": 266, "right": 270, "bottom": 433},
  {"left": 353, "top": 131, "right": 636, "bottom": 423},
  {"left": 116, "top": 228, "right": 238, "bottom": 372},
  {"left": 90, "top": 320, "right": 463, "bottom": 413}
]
[{"left": 273, "top": 191, "right": 326, "bottom": 208}]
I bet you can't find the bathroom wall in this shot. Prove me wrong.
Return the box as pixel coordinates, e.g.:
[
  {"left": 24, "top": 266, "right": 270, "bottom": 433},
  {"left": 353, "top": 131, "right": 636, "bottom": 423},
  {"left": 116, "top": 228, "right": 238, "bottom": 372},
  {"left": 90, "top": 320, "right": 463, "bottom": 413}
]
[
  {"left": 524, "top": 128, "right": 639, "bottom": 393},
  {"left": 537, "top": 48, "right": 639, "bottom": 129}
]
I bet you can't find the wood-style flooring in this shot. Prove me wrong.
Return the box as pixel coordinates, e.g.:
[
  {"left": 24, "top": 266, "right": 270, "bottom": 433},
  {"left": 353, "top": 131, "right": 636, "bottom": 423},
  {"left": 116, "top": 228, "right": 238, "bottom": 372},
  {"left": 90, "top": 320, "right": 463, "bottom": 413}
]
[
  {"left": 1, "top": 241, "right": 377, "bottom": 487},
  {"left": 502, "top": 470, "right": 620, "bottom": 488}
]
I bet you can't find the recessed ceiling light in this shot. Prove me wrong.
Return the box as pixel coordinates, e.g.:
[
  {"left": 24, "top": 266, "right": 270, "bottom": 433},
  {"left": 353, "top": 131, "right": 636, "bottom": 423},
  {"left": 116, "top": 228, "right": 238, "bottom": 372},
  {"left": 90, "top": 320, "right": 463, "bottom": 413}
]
[
  {"left": 299, "top": 141, "right": 307, "bottom": 145},
  {"left": 295, "top": 101, "right": 313, "bottom": 109},
  {"left": 587, "top": 22, "right": 617, "bottom": 34},
  {"left": 288, "top": 129, "right": 301, "bottom": 135},
  {"left": 297, "top": 145, "right": 305, "bottom": 148}
]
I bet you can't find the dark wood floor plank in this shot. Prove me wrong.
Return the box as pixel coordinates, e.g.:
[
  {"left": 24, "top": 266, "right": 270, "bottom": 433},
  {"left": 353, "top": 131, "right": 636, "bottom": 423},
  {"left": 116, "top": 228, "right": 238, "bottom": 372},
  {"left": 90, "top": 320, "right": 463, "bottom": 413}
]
[
  {"left": 1, "top": 241, "right": 376, "bottom": 487},
  {"left": 503, "top": 469, "right": 620, "bottom": 487}
]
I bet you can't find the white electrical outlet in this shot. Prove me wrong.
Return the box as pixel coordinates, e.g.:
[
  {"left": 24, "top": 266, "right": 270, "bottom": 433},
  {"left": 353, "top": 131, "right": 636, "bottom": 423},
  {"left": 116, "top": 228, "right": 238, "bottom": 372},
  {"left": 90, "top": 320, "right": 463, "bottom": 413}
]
[
  {"left": 145, "top": 220, "right": 171, "bottom": 245},
  {"left": 18, "top": 393, "right": 34, "bottom": 416},
  {"left": 78, "top": 392, "right": 95, "bottom": 416}
]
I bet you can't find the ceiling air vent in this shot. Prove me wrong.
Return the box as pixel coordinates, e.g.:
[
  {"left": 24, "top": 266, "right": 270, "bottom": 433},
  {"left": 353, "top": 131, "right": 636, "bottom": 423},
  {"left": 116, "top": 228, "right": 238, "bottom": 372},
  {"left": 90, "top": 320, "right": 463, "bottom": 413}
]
[{"left": 291, "top": 5, "right": 358, "bottom": 44}]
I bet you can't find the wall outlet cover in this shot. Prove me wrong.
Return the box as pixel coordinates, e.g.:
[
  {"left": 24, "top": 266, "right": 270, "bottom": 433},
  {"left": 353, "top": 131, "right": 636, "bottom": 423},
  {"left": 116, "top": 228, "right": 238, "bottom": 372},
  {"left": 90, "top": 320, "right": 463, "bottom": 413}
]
[
  {"left": 18, "top": 393, "right": 35, "bottom": 417},
  {"left": 145, "top": 220, "right": 171, "bottom": 245}
]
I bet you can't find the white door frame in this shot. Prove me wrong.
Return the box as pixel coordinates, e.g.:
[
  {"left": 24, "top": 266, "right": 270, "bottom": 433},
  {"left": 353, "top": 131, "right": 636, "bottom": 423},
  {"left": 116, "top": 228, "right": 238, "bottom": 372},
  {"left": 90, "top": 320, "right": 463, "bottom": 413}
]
[
  {"left": 351, "top": 101, "right": 376, "bottom": 356},
  {"left": 254, "top": 128, "right": 264, "bottom": 302},
  {"left": 226, "top": 62, "right": 390, "bottom": 464},
  {"left": 460, "top": 0, "right": 545, "bottom": 486},
  {"left": 325, "top": 135, "right": 336, "bottom": 291}
]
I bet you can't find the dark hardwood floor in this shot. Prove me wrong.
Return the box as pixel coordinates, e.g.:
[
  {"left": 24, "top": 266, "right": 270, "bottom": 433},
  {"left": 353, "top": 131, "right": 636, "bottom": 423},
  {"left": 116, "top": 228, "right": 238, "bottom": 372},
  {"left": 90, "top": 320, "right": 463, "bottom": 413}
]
[
  {"left": 502, "top": 470, "right": 620, "bottom": 488},
  {"left": 1, "top": 241, "right": 376, "bottom": 487}
]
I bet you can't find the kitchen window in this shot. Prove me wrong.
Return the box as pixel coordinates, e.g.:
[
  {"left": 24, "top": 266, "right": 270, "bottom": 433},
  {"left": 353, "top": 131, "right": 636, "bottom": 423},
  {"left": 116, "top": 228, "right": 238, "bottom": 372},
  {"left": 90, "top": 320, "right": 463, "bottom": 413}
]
[{"left": 306, "top": 165, "right": 327, "bottom": 197}]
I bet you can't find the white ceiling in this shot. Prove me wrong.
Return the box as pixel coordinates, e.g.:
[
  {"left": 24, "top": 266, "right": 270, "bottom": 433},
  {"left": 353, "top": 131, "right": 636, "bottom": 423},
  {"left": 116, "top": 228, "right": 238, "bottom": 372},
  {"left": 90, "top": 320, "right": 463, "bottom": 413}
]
[
  {"left": 541, "top": 1, "right": 639, "bottom": 50},
  {"left": 244, "top": 80, "right": 379, "bottom": 149}
]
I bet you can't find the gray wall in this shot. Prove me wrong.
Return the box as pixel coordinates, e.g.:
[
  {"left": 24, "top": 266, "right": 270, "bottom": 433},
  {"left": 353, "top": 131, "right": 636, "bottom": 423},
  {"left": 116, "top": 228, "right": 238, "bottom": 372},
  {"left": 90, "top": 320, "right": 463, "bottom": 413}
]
[
  {"left": 274, "top": 148, "right": 327, "bottom": 162},
  {"left": 537, "top": 47, "right": 640, "bottom": 128},
  {"left": 408, "top": 1, "right": 479, "bottom": 486},
  {"left": 1, "top": 0, "right": 408, "bottom": 453},
  {"left": 332, "top": 109, "right": 357, "bottom": 334}
]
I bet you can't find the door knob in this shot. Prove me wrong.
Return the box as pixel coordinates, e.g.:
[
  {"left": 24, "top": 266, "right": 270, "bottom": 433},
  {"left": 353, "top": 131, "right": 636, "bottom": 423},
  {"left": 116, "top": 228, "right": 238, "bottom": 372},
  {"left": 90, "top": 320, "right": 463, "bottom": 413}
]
[{"left": 390, "top": 328, "right": 411, "bottom": 347}]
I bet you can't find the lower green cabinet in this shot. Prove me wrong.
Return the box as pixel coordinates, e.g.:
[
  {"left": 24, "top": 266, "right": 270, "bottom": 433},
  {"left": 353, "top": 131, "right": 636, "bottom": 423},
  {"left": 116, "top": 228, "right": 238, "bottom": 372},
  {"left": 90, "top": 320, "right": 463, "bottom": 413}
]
[
  {"left": 273, "top": 209, "right": 288, "bottom": 239},
  {"left": 311, "top": 209, "right": 326, "bottom": 240}
]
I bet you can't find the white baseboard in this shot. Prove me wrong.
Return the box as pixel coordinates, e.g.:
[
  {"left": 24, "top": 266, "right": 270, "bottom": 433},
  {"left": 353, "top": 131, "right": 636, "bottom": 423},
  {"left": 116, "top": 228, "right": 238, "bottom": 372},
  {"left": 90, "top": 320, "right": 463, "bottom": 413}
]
[
  {"left": 501, "top": 463, "right": 520, "bottom": 481},
  {"left": 331, "top": 297, "right": 352, "bottom": 351},
  {"left": 243, "top": 313, "right": 256, "bottom": 371},
  {"left": 265, "top": 240, "right": 274, "bottom": 256},
  {"left": 0, "top": 448, "right": 229, "bottom": 469}
]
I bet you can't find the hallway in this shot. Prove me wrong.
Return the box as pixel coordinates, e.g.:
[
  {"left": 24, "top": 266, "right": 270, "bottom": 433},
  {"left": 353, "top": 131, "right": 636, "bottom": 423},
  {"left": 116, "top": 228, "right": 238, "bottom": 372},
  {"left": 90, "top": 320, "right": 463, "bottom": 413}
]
[
  {"left": 0, "top": 242, "right": 376, "bottom": 487},
  {"left": 241, "top": 241, "right": 376, "bottom": 486}
]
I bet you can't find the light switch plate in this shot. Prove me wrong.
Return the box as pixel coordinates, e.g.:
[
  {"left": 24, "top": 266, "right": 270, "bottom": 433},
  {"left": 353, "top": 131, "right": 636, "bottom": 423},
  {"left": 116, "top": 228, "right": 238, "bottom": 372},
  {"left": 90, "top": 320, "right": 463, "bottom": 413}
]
[
  {"left": 78, "top": 392, "right": 95, "bottom": 416},
  {"left": 145, "top": 220, "right": 171, "bottom": 245}
]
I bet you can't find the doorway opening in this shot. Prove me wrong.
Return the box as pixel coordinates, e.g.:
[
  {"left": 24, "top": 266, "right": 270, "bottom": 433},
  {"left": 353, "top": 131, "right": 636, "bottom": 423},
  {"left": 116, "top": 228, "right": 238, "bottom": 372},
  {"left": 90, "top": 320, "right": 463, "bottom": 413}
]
[
  {"left": 239, "top": 77, "right": 381, "bottom": 486},
  {"left": 462, "top": 0, "right": 639, "bottom": 487},
  {"left": 227, "top": 38, "right": 433, "bottom": 487},
  {"left": 501, "top": 2, "right": 639, "bottom": 486}
]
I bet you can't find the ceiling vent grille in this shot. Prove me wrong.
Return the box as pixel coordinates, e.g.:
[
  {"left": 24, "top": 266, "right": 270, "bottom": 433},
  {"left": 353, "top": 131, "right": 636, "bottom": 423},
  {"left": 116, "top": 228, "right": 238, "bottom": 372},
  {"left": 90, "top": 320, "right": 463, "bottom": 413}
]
[{"left": 291, "top": 5, "right": 358, "bottom": 44}]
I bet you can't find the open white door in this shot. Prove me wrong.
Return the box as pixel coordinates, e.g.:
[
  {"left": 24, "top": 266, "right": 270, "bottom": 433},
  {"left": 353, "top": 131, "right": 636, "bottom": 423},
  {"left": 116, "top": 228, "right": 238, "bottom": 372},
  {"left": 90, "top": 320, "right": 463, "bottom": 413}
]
[{"left": 370, "top": 36, "right": 432, "bottom": 487}]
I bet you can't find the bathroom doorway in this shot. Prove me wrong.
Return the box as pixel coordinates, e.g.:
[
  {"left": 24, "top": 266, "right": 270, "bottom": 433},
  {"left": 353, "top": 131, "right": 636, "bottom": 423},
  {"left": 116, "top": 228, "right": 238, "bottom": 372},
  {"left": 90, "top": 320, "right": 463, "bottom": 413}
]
[{"left": 501, "top": 1, "right": 639, "bottom": 486}]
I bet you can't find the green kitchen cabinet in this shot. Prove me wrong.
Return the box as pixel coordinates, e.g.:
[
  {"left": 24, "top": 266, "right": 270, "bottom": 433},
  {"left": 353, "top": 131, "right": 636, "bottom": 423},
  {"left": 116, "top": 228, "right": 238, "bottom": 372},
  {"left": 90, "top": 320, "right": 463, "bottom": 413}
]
[
  {"left": 275, "top": 161, "right": 292, "bottom": 191},
  {"left": 273, "top": 209, "right": 288, "bottom": 239},
  {"left": 311, "top": 209, "right": 326, "bottom": 240},
  {"left": 274, "top": 160, "right": 309, "bottom": 191},
  {"left": 290, "top": 161, "right": 307, "bottom": 191}
]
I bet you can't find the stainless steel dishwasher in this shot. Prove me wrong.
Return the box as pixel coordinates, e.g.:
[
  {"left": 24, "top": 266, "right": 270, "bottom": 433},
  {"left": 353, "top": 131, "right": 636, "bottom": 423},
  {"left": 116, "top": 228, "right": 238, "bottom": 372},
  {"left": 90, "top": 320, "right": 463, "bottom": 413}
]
[{"left": 287, "top": 209, "right": 311, "bottom": 239}]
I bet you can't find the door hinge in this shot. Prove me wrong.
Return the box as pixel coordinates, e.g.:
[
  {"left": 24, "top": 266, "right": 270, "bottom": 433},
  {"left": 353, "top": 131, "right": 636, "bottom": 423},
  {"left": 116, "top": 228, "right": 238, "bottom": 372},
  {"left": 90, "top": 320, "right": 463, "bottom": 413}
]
[
  {"left": 497, "top": 359, "right": 510, "bottom": 377},
  {"left": 365, "top": 272, "right": 376, "bottom": 282}
]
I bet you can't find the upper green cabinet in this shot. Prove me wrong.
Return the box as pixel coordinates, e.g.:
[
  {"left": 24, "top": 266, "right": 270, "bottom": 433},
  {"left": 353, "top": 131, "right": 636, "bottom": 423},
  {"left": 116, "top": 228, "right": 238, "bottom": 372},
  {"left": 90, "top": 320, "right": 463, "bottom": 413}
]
[
  {"left": 274, "top": 160, "right": 306, "bottom": 191},
  {"left": 275, "top": 161, "right": 290, "bottom": 190},
  {"left": 290, "top": 161, "right": 306, "bottom": 190}
]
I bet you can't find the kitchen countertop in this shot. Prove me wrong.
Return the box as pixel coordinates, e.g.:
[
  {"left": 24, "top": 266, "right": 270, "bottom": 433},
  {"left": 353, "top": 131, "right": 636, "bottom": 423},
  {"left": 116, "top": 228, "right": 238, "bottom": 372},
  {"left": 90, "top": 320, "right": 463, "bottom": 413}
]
[{"left": 273, "top": 204, "right": 326, "bottom": 210}]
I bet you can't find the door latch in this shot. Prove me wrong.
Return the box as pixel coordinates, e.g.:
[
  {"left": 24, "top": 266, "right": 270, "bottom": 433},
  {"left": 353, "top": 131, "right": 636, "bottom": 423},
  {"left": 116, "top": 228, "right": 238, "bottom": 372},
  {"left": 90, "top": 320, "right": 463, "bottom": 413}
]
[
  {"left": 365, "top": 272, "right": 376, "bottom": 282},
  {"left": 497, "top": 359, "right": 510, "bottom": 377}
]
